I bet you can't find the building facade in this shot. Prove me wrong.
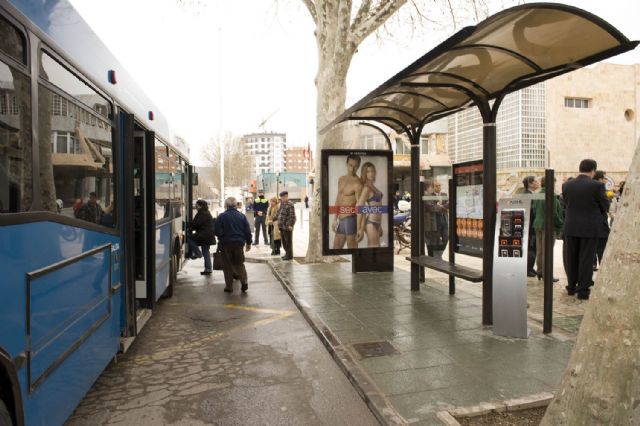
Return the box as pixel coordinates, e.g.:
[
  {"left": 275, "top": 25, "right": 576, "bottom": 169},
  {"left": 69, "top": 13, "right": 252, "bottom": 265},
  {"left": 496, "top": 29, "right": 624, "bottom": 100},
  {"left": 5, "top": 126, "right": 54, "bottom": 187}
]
[
  {"left": 285, "top": 146, "right": 312, "bottom": 172},
  {"left": 545, "top": 63, "right": 640, "bottom": 185},
  {"left": 241, "top": 131, "right": 286, "bottom": 178},
  {"left": 446, "top": 63, "right": 640, "bottom": 191}
]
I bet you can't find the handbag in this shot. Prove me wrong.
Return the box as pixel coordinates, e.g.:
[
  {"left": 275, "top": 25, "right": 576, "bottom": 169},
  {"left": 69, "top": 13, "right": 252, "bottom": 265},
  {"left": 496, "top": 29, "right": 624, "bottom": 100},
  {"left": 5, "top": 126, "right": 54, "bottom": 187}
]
[{"left": 213, "top": 247, "right": 224, "bottom": 270}]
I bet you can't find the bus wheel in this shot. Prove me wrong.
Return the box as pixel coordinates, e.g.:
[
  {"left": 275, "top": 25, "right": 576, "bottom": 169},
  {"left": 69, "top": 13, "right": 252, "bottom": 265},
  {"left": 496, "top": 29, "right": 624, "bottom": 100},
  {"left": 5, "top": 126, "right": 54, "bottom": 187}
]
[
  {"left": 166, "top": 254, "right": 177, "bottom": 298},
  {"left": 0, "top": 399, "right": 12, "bottom": 426}
]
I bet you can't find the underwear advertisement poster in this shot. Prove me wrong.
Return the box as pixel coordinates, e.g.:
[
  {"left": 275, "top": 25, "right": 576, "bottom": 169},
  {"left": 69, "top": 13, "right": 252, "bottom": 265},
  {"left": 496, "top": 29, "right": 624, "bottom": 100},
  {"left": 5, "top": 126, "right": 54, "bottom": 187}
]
[
  {"left": 453, "top": 159, "right": 484, "bottom": 257},
  {"left": 321, "top": 149, "right": 393, "bottom": 255}
]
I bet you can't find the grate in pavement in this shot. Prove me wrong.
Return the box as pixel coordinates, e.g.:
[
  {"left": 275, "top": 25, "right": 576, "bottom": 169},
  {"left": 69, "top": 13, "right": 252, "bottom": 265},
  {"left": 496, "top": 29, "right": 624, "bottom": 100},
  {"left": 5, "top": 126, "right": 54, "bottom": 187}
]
[
  {"left": 352, "top": 341, "right": 400, "bottom": 358},
  {"left": 553, "top": 315, "right": 583, "bottom": 333}
]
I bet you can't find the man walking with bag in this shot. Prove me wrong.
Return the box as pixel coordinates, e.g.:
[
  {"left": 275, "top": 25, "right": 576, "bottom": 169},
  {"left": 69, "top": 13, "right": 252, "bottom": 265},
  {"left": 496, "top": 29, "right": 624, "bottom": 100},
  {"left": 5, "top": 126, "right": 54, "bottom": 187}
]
[
  {"left": 214, "top": 197, "right": 252, "bottom": 293},
  {"left": 278, "top": 191, "right": 296, "bottom": 261}
]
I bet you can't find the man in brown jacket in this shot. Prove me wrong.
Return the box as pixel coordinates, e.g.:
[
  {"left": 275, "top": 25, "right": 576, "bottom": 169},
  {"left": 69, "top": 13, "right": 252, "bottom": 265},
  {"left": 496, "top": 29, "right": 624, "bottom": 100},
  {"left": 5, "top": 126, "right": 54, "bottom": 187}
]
[{"left": 277, "top": 191, "right": 296, "bottom": 260}]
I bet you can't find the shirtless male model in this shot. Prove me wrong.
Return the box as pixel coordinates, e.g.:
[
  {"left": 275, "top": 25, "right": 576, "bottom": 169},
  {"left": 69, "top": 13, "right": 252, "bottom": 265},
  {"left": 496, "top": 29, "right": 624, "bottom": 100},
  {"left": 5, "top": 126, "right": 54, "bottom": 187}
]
[{"left": 332, "top": 154, "right": 363, "bottom": 249}]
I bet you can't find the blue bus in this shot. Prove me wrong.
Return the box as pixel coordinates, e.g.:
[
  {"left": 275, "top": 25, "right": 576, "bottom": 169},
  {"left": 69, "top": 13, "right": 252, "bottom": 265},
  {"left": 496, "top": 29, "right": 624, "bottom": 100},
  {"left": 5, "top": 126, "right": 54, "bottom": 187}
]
[{"left": 0, "top": 1, "right": 196, "bottom": 424}]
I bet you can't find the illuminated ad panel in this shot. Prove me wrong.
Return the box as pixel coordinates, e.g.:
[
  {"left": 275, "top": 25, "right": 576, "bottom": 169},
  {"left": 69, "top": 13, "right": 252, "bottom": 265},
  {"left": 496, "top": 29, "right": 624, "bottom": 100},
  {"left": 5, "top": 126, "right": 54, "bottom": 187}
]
[
  {"left": 453, "top": 159, "right": 483, "bottom": 257},
  {"left": 321, "top": 150, "right": 393, "bottom": 255}
]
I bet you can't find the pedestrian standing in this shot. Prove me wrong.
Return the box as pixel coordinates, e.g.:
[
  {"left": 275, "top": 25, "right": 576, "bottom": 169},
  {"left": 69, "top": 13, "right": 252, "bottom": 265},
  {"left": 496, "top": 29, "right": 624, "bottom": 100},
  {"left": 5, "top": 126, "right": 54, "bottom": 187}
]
[
  {"left": 267, "top": 196, "right": 282, "bottom": 255},
  {"left": 277, "top": 191, "right": 296, "bottom": 261},
  {"left": 592, "top": 170, "right": 611, "bottom": 271},
  {"left": 214, "top": 197, "right": 252, "bottom": 293},
  {"left": 304, "top": 195, "right": 309, "bottom": 209},
  {"left": 522, "top": 176, "right": 540, "bottom": 277},
  {"left": 532, "top": 176, "right": 563, "bottom": 282},
  {"left": 187, "top": 199, "right": 216, "bottom": 275},
  {"left": 253, "top": 190, "right": 269, "bottom": 245},
  {"left": 562, "top": 159, "right": 609, "bottom": 300}
]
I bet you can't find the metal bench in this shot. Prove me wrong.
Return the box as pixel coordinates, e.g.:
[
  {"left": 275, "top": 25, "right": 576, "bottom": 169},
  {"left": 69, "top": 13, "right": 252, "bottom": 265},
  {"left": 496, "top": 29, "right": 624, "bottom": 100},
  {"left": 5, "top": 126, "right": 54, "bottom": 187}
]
[{"left": 406, "top": 256, "right": 483, "bottom": 282}]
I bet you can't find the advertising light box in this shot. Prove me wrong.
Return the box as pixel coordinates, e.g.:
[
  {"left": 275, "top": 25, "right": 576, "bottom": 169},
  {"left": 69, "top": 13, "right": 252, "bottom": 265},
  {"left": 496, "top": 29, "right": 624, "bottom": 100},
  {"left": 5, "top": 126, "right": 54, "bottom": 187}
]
[{"left": 321, "top": 150, "right": 393, "bottom": 255}]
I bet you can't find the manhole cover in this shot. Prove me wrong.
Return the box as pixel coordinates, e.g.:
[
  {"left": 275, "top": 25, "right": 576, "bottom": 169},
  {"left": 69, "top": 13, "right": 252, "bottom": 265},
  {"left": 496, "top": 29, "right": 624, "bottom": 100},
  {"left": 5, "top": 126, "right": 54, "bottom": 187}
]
[{"left": 352, "top": 341, "right": 400, "bottom": 358}]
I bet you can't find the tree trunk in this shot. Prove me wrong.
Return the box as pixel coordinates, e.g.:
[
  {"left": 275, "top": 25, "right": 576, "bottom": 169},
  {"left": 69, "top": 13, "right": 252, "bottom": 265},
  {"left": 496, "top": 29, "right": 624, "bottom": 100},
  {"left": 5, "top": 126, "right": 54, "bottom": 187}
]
[
  {"left": 541, "top": 139, "right": 640, "bottom": 424},
  {"left": 304, "top": 48, "right": 353, "bottom": 263}
]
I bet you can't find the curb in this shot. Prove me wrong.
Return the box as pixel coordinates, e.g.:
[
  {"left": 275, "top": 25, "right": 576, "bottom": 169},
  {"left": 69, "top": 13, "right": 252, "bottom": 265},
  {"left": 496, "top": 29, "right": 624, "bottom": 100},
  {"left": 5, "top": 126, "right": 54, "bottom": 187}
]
[
  {"left": 436, "top": 392, "right": 554, "bottom": 425},
  {"left": 264, "top": 259, "right": 408, "bottom": 426}
]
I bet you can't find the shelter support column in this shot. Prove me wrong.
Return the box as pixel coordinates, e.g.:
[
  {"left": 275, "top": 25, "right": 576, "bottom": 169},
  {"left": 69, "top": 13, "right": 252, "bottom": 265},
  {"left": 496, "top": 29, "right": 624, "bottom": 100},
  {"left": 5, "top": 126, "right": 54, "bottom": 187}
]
[
  {"left": 543, "top": 169, "right": 555, "bottom": 333},
  {"left": 411, "top": 136, "right": 421, "bottom": 291},
  {"left": 482, "top": 122, "right": 496, "bottom": 325}
]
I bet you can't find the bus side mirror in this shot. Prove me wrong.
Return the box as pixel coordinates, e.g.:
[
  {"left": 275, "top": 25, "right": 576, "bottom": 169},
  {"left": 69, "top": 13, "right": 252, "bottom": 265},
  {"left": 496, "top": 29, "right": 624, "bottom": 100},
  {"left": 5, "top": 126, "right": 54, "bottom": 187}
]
[{"left": 191, "top": 173, "right": 199, "bottom": 186}]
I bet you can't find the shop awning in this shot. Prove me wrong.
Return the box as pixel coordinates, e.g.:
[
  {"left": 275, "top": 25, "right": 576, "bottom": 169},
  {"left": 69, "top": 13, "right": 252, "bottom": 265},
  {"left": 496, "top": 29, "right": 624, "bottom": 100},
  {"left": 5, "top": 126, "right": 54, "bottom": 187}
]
[{"left": 324, "top": 3, "right": 638, "bottom": 134}]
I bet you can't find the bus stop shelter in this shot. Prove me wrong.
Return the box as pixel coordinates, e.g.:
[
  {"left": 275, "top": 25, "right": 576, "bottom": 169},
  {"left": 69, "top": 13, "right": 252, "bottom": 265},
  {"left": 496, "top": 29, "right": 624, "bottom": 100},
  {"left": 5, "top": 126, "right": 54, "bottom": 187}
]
[{"left": 323, "top": 3, "right": 638, "bottom": 325}]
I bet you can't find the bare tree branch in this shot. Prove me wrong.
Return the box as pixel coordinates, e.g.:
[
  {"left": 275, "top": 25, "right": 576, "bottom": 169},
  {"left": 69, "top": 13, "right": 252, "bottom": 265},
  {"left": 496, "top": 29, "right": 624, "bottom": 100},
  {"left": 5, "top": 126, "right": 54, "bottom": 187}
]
[
  {"left": 300, "top": 0, "right": 318, "bottom": 24},
  {"left": 350, "top": 0, "right": 373, "bottom": 34},
  {"left": 348, "top": 0, "right": 408, "bottom": 47}
]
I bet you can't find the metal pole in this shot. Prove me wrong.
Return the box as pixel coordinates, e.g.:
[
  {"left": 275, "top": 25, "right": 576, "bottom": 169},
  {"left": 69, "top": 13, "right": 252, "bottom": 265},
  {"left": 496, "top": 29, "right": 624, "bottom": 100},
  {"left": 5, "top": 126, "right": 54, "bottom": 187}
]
[
  {"left": 543, "top": 169, "right": 554, "bottom": 333},
  {"left": 419, "top": 179, "right": 425, "bottom": 282},
  {"left": 410, "top": 133, "right": 421, "bottom": 291},
  {"left": 482, "top": 122, "right": 497, "bottom": 325},
  {"left": 448, "top": 178, "right": 456, "bottom": 295}
]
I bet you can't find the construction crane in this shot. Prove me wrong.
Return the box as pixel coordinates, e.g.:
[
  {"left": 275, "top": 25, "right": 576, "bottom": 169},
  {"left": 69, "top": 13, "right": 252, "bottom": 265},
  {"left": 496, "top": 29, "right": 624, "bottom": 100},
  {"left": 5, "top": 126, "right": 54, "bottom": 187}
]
[{"left": 258, "top": 108, "right": 279, "bottom": 131}]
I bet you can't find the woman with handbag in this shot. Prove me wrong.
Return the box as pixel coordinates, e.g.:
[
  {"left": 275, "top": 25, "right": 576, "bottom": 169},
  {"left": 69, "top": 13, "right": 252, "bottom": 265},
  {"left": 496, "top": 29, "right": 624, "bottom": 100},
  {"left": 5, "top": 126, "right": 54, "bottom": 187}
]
[
  {"left": 187, "top": 199, "right": 216, "bottom": 275},
  {"left": 267, "top": 196, "right": 281, "bottom": 255}
]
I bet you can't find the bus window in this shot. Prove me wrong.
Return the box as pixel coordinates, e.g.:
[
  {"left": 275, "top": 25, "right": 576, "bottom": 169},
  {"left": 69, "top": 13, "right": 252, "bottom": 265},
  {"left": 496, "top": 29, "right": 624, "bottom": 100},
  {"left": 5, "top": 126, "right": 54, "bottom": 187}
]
[
  {"left": 37, "top": 82, "right": 115, "bottom": 226},
  {"left": 0, "top": 14, "right": 26, "bottom": 64},
  {"left": 0, "top": 58, "right": 31, "bottom": 213},
  {"left": 40, "top": 51, "right": 111, "bottom": 118},
  {"left": 155, "top": 139, "right": 170, "bottom": 220}
]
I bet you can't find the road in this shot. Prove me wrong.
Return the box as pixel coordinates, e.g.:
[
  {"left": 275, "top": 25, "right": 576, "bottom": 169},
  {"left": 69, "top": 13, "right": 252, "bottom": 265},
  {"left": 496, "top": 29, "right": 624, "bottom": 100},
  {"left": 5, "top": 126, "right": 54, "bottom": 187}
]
[{"left": 67, "top": 260, "right": 376, "bottom": 426}]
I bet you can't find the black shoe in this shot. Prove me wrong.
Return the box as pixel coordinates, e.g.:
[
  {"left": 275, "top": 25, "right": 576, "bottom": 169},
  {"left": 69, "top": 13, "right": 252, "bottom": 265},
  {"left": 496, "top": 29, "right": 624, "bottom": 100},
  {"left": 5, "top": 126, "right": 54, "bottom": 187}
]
[
  {"left": 577, "top": 293, "right": 590, "bottom": 300},
  {"left": 223, "top": 288, "right": 233, "bottom": 293},
  {"left": 539, "top": 274, "right": 560, "bottom": 283},
  {"left": 200, "top": 271, "right": 212, "bottom": 275},
  {"left": 191, "top": 255, "right": 202, "bottom": 260},
  {"left": 241, "top": 284, "right": 248, "bottom": 293},
  {"left": 566, "top": 286, "right": 576, "bottom": 296},
  {"left": 282, "top": 256, "right": 293, "bottom": 261},
  {"left": 527, "top": 270, "right": 537, "bottom": 277}
]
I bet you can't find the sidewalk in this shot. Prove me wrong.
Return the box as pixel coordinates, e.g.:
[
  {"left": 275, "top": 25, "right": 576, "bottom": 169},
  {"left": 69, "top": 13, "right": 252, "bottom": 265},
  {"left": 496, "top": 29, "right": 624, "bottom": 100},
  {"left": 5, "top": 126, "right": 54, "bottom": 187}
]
[{"left": 248, "top": 211, "right": 583, "bottom": 424}]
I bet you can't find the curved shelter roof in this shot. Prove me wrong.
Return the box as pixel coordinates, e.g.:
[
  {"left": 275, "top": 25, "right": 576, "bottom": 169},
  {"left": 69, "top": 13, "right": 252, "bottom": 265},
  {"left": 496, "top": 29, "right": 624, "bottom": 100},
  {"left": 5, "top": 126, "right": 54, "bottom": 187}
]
[{"left": 325, "top": 3, "right": 638, "bottom": 134}]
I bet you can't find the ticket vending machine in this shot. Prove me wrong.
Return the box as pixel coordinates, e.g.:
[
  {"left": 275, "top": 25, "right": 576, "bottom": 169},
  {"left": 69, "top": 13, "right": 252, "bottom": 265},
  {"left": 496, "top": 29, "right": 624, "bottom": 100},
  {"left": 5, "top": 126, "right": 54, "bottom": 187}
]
[{"left": 492, "top": 198, "right": 531, "bottom": 338}]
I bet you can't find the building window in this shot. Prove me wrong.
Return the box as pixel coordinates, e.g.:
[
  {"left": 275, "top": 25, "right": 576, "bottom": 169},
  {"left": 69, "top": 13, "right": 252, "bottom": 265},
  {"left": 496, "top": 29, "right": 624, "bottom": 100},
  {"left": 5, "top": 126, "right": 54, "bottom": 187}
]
[
  {"left": 564, "top": 97, "right": 590, "bottom": 108},
  {"left": 51, "top": 131, "right": 78, "bottom": 154}
]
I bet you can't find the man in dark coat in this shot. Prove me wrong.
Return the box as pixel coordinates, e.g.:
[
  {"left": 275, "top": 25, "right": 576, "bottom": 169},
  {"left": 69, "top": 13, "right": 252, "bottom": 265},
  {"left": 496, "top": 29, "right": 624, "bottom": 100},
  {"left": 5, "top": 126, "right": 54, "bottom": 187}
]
[
  {"left": 253, "top": 190, "right": 269, "bottom": 245},
  {"left": 562, "top": 159, "right": 610, "bottom": 300},
  {"left": 214, "top": 197, "right": 252, "bottom": 293},
  {"left": 187, "top": 199, "right": 216, "bottom": 275}
]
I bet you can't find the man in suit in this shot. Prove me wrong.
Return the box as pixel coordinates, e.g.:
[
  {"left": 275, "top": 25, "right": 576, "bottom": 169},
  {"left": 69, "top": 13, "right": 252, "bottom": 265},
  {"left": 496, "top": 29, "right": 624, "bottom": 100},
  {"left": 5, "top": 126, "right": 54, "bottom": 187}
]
[{"left": 562, "top": 159, "right": 610, "bottom": 300}]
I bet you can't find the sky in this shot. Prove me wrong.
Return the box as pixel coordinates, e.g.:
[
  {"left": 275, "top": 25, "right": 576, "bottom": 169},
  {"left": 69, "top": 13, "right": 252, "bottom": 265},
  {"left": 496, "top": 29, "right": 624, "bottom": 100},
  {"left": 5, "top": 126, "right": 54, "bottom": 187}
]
[{"left": 69, "top": 0, "right": 640, "bottom": 166}]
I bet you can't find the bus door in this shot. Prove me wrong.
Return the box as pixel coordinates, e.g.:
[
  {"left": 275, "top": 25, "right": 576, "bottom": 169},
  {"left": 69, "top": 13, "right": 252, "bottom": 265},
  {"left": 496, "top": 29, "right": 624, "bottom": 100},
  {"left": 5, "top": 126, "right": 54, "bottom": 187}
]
[
  {"left": 133, "top": 129, "right": 157, "bottom": 314},
  {"left": 121, "top": 112, "right": 155, "bottom": 341}
]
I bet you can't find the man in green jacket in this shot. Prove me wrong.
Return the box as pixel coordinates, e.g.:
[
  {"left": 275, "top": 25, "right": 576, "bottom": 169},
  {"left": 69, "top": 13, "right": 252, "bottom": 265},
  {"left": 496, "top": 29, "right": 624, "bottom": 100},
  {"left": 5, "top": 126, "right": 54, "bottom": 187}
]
[{"left": 532, "top": 176, "right": 564, "bottom": 282}]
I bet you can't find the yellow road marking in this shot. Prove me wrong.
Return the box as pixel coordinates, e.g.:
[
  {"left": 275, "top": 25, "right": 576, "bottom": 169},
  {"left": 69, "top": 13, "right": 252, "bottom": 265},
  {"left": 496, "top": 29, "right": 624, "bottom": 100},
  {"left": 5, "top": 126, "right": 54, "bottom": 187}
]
[
  {"left": 120, "top": 305, "right": 295, "bottom": 366},
  {"left": 223, "top": 304, "right": 294, "bottom": 315}
]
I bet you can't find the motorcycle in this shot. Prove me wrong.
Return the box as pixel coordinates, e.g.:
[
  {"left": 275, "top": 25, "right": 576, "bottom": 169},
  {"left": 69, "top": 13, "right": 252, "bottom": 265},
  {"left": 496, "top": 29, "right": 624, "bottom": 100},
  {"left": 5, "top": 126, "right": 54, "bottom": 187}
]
[{"left": 393, "top": 206, "right": 411, "bottom": 253}]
